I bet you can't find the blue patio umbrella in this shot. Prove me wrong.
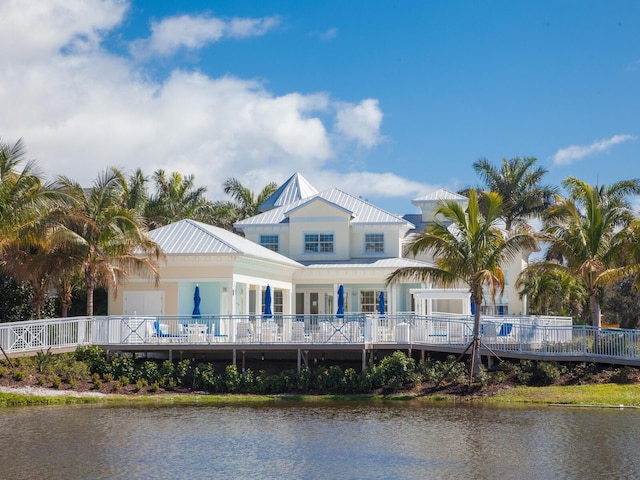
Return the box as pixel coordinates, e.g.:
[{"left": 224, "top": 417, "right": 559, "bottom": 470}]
[
  {"left": 336, "top": 284, "right": 345, "bottom": 319},
  {"left": 378, "top": 291, "right": 386, "bottom": 316},
  {"left": 264, "top": 285, "right": 273, "bottom": 320},
  {"left": 192, "top": 284, "right": 201, "bottom": 318}
]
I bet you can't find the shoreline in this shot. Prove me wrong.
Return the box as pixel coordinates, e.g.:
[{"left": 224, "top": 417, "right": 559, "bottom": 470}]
[{"left": 3, "top": 383, "right": 640, "bottom": 409}]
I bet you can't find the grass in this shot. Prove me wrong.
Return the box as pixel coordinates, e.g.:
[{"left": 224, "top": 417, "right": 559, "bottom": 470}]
[
  {"left": 486, "top": 383, "right": 640, "bottom": 406},
  {"left": 3, "top": 384, "right": 640, "bottom": 408}
]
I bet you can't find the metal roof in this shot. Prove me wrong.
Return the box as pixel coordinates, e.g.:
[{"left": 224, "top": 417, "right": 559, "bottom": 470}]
[
  {"left": 148, "top": 219, "right": 302, "bottom": 267},
  {"left": 258, "top": 172, "right": 318, "bottom": 211},
  {"left": 412, "top": 188, "right": 468, "bottom": 203},
  {"left": 302, "top": 258, "right": 434, "bottom": 269},
  {"left": 237, "top": 188, "right": 414, "bottom": 228}
]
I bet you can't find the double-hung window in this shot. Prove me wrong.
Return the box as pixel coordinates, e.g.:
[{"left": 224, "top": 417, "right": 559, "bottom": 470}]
[
  {"left": 304, "top": 233, "right": 334, "bottom": 253},
  {"left": 260, "top": 235, "right": 279, "bottom": 252},
  {"left": 365, "top": 233, "right": 384, "bottom": 253},
  {"left": 360, "top": 290, "right": 376, "bottom": 313}
]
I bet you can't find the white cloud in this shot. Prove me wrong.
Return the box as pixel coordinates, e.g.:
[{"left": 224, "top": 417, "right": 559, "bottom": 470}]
[
  {"left": 130, "top": 14, "right": 280, "bottom": 58},
  {"left": 552, "top": 134, "right": 637, "bottom": 165},
  {"left": 0, "top": 1, "right": 404, "bottom": 206},
  {"left": 335, "top": 99, "right": 384, "bottom": 148}
]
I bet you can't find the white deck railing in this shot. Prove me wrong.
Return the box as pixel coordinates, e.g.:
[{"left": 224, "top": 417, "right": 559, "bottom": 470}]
[{"left": 1, "top": 314, "right": 640, "bottom": 364}]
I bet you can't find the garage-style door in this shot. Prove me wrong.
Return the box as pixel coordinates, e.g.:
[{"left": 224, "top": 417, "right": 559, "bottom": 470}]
[{"left": 123, "top": 291, "right": 164, "bottom": 316}]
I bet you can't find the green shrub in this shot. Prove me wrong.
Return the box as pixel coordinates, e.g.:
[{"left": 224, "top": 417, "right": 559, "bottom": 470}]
[
  {"left": 93, "top": 380, "right": 102, "bottom": 390},
  {"left": 175, "top": 359, "right": 193, "bottom": 388},
  {"left": 150, "top": 382, "right": 160, "bottom": 393},
  {"left": 12, "top": 371, "right": 25, "bottom": 382},
  {"left": 51, "top": 376, "right": 61, "bottom": 389},
  {"left": 110, "top": 357, "right": 134, "bottom": 380},
  {"left": 611, "top": 367, "right": 635, "bottom": 384},
  {"left": 297, "top": 366, "right": 312, "bottom": 392},
  {"left": 0, "top": 365, "right": 8, "bottom": 378},
  {"left": 35, "top": 350, "right": 52, "bottom": 373},
  {"left": 69, "top": 379, "right": 78, "bottom": 389},
  {"left": 75, "top": 346, "right": 109, "bottom": 375},
  {"left": 225, "top": 365, "right": 243, "bottom": 393},
  {"left": 117, "top": 375, "right": 130, "bottom": 385},
  {"left": 37, "top": 376, "right": 46, "bottom": 386},
  {"left": 378, "top": 351, "right": 417, "bottom": 389},
  {"left": 134, "top": 361, "right": 160, "bottom": 384},
  {"left": 532, "top": 362, "right": 562, "bottom": 386},
  {"left": 103, "top": 373, "right": 114, "bottom": 382},
  {"left": 193, "top": 363, "right": 222, "bottom": 392},
  {"left": 343, "top": 368, "right": 360, "bottom": 393},
  {"left": 325, "top": 365, "right": 344, "bottom": 393}
]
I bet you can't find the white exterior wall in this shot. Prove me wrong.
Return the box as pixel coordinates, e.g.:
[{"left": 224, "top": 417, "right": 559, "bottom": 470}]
[{"left": 287, "top": 201, "right": 351, "bottom": 262}]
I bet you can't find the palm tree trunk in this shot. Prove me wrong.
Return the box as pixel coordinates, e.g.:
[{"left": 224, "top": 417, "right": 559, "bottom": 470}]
[
  {"left": 471, "top": 308, "right": 482, "bottom": 377},
  {"left": 86, "top": 287, "right": 94, "bottom": 317},
  {"left": 590, "top": 294, "right": 601, "bottom": 329}
]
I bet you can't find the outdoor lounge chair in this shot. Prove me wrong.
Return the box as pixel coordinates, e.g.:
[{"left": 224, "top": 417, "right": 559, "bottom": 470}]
[
  {"left": 497, "top": 323, "right": 513, "bottom": 337},
  {"left": 152, "top": 321, "right": 187, "bottom": 342},
  {"left": 235, "top": 321, "right": 254, "bottom": 342},
  {"left": 291, "top": 321, "right": 310, "bottom": 342}
]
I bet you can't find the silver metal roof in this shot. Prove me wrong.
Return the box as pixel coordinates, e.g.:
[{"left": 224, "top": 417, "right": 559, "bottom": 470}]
[
  {"left": 148, "top": 219, "right": 302, "bottom": 267},
  {"left": 412, "top": 188, "right": 468, "bottom": 203},
  {"left": 259, "top": 172, "right": 318, "bottom": 211},
  {"left": 237, "top": 188, "right": 414, "bottom": 228},
  {"left": 302, "top": 258, "right": 434, "bottom": 269}
]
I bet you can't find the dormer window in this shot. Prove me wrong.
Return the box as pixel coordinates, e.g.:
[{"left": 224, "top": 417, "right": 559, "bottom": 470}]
[
  {"left": 260, "top": 235, "right": 279, "bottom": 252},
  {"left": 365, "top": 233, "right": 384, "bottom": 253},
  {"left": 305, "top": 233, "right": 334, "bottom": 253}
]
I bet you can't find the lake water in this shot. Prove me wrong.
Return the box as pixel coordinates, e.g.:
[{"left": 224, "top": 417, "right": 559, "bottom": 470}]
[{"left": 1, "top": 401, "right": 639, "bottom": 479}]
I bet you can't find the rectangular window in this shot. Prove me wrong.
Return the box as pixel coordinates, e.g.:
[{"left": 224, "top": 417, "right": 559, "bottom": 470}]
[
  {"left": 274, "top": 290, "right": 283, "bottom": 315},
  {"left": 304, "top": 233, "right": 334, "bottom": 253},
  {"left": 365, "top": 233, "right": 384, "bottom": 253},
  {"left": 260, "top": 235, "right": 279, "bottom": 252},
  {"left": 360, "top": 290, "right": 376, "bottom": 313}
]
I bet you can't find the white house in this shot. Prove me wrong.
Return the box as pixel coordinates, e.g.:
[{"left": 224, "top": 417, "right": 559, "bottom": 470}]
[{"left": 111, "top": 172, "right": 530, "bottom": 318}]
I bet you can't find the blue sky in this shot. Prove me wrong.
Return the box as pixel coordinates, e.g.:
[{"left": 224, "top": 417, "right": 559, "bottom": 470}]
[{"left": 1, "top": 1, "right": 638, "bottom": 214}]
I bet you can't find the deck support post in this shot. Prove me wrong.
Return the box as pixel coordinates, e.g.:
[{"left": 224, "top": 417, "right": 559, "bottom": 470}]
[
  {"left": 232, "top": 348, "right": 236, "bottom": 366},
  {"left": 362, "top": 348, "right": 366, "bottom": 372},
  {"left": 297, "top": 349, "right": 301, "bottom": 373},
  {"left": 169, "top": 349, "right": 172, "bottom": 362},
  {"left": 242, "top": 350, "right": 246, "bottom": 373},
  {"left": 420, "top": 349, "right": 425, "bottom": 363}
]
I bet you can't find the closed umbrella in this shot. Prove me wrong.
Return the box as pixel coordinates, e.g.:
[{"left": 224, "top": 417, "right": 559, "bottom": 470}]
[
  {"left": 378, "top": 291, "right": 385, "bottom": 316},
  {"left": 192, "top": 284, "right": 201, "bottom": 318},
  {"left": 336, "top": 284, "right": 345, "bottom": 319},
  {"left": 264, "top": 285, "right": 273, "bottom": 320}
]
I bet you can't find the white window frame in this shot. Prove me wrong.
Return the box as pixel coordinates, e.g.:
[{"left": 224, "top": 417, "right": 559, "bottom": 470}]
[
  {"left": 364, "top": 233, "right": 385, "bottom": 254},
  {"left": 260, "top": 234, "right": 279, "bottom": 252},
  {"left": 304, "top": 232, "right": 334, "bottom": 253}
]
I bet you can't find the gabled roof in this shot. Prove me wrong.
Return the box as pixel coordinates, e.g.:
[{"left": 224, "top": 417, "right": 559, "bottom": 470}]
[
  {"left": 412, "top": 188, "right": 467, "bottom": 204},
  {"left": 148, "top": 219, "right": 302, "bottom": 267},
  {"left": 259, "top": 172, "right": 318, "bottom": 211},
  {"left": 237, "top": 188, "right": 414, "bottom": 228}
]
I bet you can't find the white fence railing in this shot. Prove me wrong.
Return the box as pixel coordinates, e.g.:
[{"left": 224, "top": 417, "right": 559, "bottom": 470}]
[{"left": 2, "top": 314, "right": 640, "bottom": 363}]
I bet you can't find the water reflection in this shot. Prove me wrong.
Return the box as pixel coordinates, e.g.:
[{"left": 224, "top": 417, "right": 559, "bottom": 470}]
[{"left": 1, "top": 402, "right": 639, "bottom": 479}]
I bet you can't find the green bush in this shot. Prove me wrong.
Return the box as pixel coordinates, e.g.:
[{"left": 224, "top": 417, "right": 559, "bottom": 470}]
[
  {"left": 51, "top": 376, "right": 61, "bottom": 389},
  {"left": 175, "top": 359, "right": 193, "bottom": 388},
  {"left": 134, "top": 361, "right": 160, "bottom": 384},
  {"left": 378, "top": 351, "right": 417, "bottom": 389},
  {"left": 611, "top": 367, "right": 635, "bottom": 384},
  {"left": 110, "top": 357, "right": 134, "bottom": 380},
  {"left": 193, "top": 363, "right": 223, "bottom": 392},
  {"left": 224, "top": 365, "right": 243, "bottom": 393},
  {"left": 75, "top": 346, "right": 109, "bottom": 375},
  {"left": 532, "top": 362, "right": 562, "bottom": 386},
  {"left": 297, "top": 366, "right": 312, "bottom": 392}
]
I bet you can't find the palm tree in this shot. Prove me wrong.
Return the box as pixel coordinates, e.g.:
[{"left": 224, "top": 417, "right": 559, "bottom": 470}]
[
  {"left": 516, "top": 263, "right": 586, "bottom": 317},
  {"left": 0, "top": 138, "right": 56, "bottom": 249},
  {"left": 387, "top": 190, "right": 537, "bottom": 377},
  {"left": 539, "top": 176, "right": 640, "bottom": 329},
  {"left": 56, "top": 168, "right": 162, "bottom": 316},
  {"left": 145, "top": 169, "right": 213, "bottom": 229},
  {"left": 470, "top": 157, "right": 557, "bottom": 231},
  {"left": 212, "top": 177, "right": 279, "bottom": 233},
  {"left": 222, "top": 177, "right": 279, "bottom": 219}
]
